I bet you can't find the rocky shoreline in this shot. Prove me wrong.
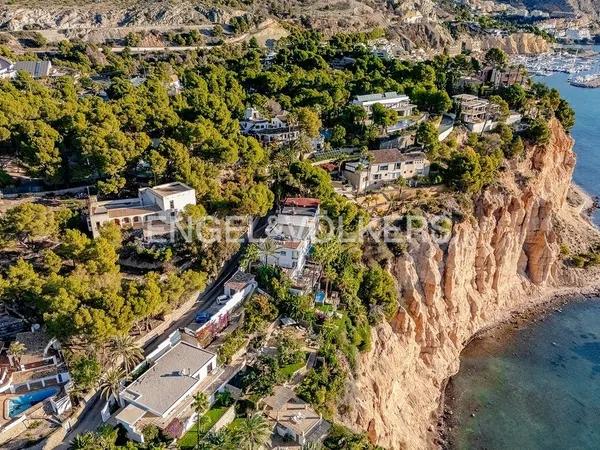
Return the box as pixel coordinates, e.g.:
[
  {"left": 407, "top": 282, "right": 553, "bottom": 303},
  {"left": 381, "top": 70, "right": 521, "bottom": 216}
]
[{"left": 437, "top": 283, "right": 600, "bottom": 449}]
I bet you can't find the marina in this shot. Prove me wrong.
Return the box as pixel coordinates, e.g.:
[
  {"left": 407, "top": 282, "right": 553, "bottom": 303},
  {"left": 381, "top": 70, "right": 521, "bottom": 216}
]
[
  {"left": 512, "top": 50, "right": 598, "bottom": 76},
  {"left": 569, "top": 73, "right": 600, "bottom": 88},
  {"left": 513, "top": 47, "right": 600, "bottom": 89}
]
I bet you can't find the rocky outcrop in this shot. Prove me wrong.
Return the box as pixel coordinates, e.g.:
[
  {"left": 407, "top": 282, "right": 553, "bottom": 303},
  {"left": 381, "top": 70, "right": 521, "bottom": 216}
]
[
  {"left": 338, "top": 119, "right": 598, "bottom": 449},
  {"left": 0, "top": 3, "right": 222, "bottom": 31},
  {"left": 480, "top": 32, "right": 551, "bottom": 55}
]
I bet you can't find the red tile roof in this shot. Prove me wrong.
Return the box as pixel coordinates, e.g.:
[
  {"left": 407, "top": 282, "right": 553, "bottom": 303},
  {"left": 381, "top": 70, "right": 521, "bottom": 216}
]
[{"left": 281, "top": 197, "right": 320, "bottom": 208}]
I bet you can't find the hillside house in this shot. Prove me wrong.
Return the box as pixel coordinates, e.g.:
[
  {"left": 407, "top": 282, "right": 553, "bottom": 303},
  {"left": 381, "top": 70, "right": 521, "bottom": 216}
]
[
  {"left": 262, "top": 386, "right": 330, "bottom": 448},
  {"left": 453, "top": 94, "right": 502, "bottom": 132},
  {"left": 0, "top": 57, "right": 54, "bottom": 79},
  {"left": 352, "top": 92, "right": 416, "bottom": 118},
  {"left": 343, "top": 149, "right": 430, "bottom": 193},
  {"left": 240, "top": 107, "right": 300, "bottom": 145},
  {"left": 86, "top": 182, "right": 196, "bottom": 239},
  {"left": 478, "top": 67, "right": 527, "bottom": 88},
  {"left": 259, "top": 198, "right": 320, "bottom": 281},
  {"left": 0, "top": 328, "right": 70, "bottom": 395},
  {"left": 116, "top": 337, "right": 218, "bottom": 442}
]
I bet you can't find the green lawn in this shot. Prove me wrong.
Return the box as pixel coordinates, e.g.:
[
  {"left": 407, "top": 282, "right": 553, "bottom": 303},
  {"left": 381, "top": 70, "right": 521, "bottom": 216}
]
[
  {"left": 316, "top": 303, "right": 334, "bottom": 313},
  {"left": 178, "top": 406, "right": 229, "bottom": 449},
  {"left": 279, "top": 353, "right": 307, "bottom": 379}
]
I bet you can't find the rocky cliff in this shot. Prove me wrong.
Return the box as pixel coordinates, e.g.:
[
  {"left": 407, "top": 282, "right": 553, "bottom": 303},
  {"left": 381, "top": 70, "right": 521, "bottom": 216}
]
[
  {"left": 480, "top": 32, "right": 551, "bottom": 55},
  {"left": 338, "top": 119, "right": 600, "bottom": 449}
]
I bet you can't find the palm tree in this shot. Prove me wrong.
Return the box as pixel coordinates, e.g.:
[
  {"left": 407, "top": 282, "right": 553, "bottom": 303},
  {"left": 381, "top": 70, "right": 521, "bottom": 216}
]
[
  {"left": 98, "top": 367, "right": 126, "bottom": 402},
  {"left": 260, "top": 239, "right": 279, "bottom": 266},
  {"left": 109, "top": 334, "right": 143, "bottom": 372},
  {"left": 322, "top": 265, "right": 336, "bottom": 297},
  {"left": 234, "top": 413, "right": 272, "bottom": 450},
  {"left": 8, "top": 340, "right": 26, "bottom": 368},
  {"left": 201, "top": 429, "right": 237, "bottom": 450},
  {"left": 192, "top": 392, "right": 210, "bottom": 448},
  {"left": 240, "top": 243, "right": 260, "bottom": 272}
]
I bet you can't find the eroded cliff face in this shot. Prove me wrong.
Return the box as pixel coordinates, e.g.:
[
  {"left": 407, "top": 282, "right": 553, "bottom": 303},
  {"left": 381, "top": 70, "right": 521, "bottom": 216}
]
[
  {"left": 480, "top": 32, "right": 551, "bottom": 55},
  {"left": 338, "top": 119, "right": 594, "bottom": 449}
]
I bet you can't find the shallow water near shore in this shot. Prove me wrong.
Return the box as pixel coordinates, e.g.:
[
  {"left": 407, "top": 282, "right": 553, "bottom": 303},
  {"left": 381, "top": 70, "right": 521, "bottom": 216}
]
[{"left": 446, "top": 298, "right": 600, "bottom": 449}]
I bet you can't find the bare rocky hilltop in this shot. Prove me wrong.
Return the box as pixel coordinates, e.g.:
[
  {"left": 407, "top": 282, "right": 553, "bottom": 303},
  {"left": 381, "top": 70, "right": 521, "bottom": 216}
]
[{"left": 337, "top": 119, "right": 600, "bottom": 449}]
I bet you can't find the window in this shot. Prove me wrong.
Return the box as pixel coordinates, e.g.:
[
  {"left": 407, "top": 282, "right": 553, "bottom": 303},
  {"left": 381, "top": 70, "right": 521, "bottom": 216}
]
[
  {"left": 169, "top": 200, "right": 175, "bottom": 209},
  {"left": 373, "top": 174, "right": 382, "bottom": 180},
  {"left": 378, "top": 164, "right": 389, "bottom": 172},
  {"left": 395, "top": 162, "right": 402, "bottom": 169}
]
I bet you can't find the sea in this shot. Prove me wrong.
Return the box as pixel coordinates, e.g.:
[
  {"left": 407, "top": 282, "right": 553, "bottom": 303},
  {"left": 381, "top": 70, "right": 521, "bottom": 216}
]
[
  {"left": 536, "top": 68, "right": 600, "bottom": 227},
  {"left": 445, "top": 49, "right": 600, "bottom": 449}
]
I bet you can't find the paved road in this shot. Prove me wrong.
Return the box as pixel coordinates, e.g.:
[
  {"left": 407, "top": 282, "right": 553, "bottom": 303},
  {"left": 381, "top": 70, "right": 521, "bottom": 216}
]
[
  {"left": 54, "top": 392, "right": 103, "bottom": 450},
  {"left": 143, "top": 249, "right": 243, "bottom": 354}
]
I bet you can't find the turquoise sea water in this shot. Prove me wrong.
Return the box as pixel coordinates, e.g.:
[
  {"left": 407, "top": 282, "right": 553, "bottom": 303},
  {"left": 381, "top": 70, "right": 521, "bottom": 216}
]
[
  {"left": 447, "top": 50, "right": 600, "bottom": 449},
  {"left": 533, "top": 55, "right": 600, "bottom": 226},
  {"left": 447, "top": 299, "right": 600, "bottom": 449}
]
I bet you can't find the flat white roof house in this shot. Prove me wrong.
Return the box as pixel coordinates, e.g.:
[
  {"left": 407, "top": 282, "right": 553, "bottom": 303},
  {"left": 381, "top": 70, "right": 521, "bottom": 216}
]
[
  {"left": 352, "top": 91, "right": 416, "bottom": 118},
  {"left": 116, "top": 339, "right": 217, "bottom": 442},
  {"left": 343, "top": 149, "right": 430, "bottom": 193},
  {"left": 86, "top": 181, "right": 196, "bottom": 239}
]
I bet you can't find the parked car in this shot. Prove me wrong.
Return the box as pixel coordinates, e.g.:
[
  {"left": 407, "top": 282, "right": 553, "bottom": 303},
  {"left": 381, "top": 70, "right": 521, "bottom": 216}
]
[
  {"left": 195, "top": 311, "right": 211, "bottom": 324},
  {"left": 216, "top": 294, "right": 230, "bottom": 305}
]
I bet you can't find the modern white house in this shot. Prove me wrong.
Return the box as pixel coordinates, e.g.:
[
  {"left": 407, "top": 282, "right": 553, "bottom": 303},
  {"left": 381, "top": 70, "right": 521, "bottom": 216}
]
[
  {"left": 453, "top": 94, "right": 501, "bottom": 132},
  {"left": 352, "top": 92, "right": 416, "bottom": 118},
  {"left": 453, "top": 94, "right": 522, "bottom": 133},
  {"left": 259, "top": 198, "right": 320, "bottom": 280},
  {"left": 343, "top": 149, "right": 430, "bottom": 193},
  {"left": 240, "top": 107, "right": 300, "bottom": 144},
  {"left": 116, "top": 336, "right": 218, "bottom": 442},
  {"left": 86, "top": 181, "right": 196, "bottom": 238}
]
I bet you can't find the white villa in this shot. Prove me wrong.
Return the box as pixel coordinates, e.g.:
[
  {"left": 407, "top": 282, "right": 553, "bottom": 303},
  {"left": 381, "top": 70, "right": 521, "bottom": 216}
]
[
  {"left": 86, "top": 181, "right": 196, "bottom": 238},
  {"left": 259, "top": 198, "right": 320, "bottom": 280},
  {"left": 240, "top": 107, "right": 300, "bottom": 144},
  {"left": 116, "top": 335, "right": 218, "bottom": 443},
  {"left": 343, "top": 149, "right": 430, "bottom": 193},
  {"left": 352, "top": 91, "right": 416, "bottom": 118}
]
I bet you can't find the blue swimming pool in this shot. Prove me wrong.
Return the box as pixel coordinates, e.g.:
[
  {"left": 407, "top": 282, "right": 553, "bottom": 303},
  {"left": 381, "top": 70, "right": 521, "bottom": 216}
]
[{"left": 7, "top": 386, "right": 59, "bottom": 417}]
